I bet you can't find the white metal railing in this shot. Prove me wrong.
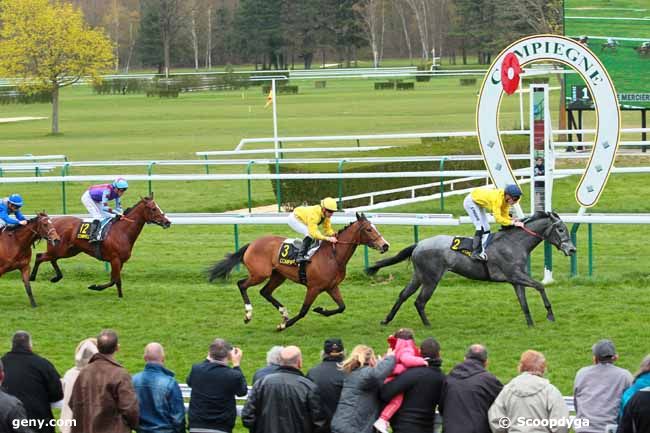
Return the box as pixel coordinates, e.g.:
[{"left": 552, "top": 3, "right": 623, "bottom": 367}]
[
  {"left": 230, "top": 128, "right": 650, "bottom": 151},
  {"left": 196, "top": 146, "right": 394, "bottom": 157}
]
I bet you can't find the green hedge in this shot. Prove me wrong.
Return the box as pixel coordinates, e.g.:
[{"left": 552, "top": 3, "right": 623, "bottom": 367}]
[
  {"left": 268, "top": 137, "right": 529, "bottom": 209},
  {"left": 0, "top": 88, "right": 52, "bottom": 105}
]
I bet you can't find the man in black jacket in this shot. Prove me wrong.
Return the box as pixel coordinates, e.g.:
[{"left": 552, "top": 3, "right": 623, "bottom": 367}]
[
  {"left": 187, "top": 338, "right": 248, "bottom": 433},
  {"left": 242, "top": 345, "right": 328, "bottom": 433},
  {"left": 618, "top": 387, "right": 650, "bottom": 433},
  {"left": 379, "top": 337, "right": 446, "bottom": 433},
  {"left": 439, "top": 344, "right": 503, "bottom": 433},
  {"left": 0, "top": 359, "right": 36, "bottom": 433},
  {"left": 307, "top": 338, "right": 345, "bottom": 430},
  {"left": 1, "top": 331, "right": 62, "bottom": 433}
]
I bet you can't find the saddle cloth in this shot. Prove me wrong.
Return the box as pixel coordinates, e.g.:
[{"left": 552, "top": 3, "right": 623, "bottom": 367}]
[
  {"left": 278, "top": 238, "right": 320, "bottom": 266},
  {"left": 449, "top": 234, "right": 494, "bottom": 256},
  {"left": 77, "top": 219, "right": 114, "bottom": 241}
]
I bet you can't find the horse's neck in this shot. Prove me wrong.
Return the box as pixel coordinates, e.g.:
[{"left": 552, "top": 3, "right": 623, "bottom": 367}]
[
  {"left": 519, "top": 218, "right": 551, "bottom": 252},
  {"left": 117, "top": 205, "right": 147, "bottom": 242},
  {"left": 11, "top": 222, "right": 38, "bottom": 246},
  {"left": 333, "top": 227, "right": 360, "bottom": 265}
]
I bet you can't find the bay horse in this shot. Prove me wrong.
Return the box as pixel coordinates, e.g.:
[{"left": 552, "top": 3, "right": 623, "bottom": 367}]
[
  {"left": 207, "top": 212, "right": 390, "bottom": 330},
  {"left": 29, "top": 196, "right": 171, "bottom": 297},
  {"left": 0, "top": 213, "right": 61, "bottom": 307},
  {"left": 366, "top": 211, "right": 576, "bottom": 327}
]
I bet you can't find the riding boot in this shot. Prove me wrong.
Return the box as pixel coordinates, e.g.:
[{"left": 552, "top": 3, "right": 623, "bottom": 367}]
[
  {"left": 296, "top": 236, "right": 313, "bottom": 263},
  {"left": 88, "top": 220, "right": 101, "bottom": 243},
  {"left": 471, "top": 230, "right": 489, "bottom": 261}
]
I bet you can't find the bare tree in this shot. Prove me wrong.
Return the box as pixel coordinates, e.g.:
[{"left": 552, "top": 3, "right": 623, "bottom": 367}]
[
  {"left": 354, "top": 0, "right": 386, "bottom": 67},
  {"left": 404, "top": 0, "right": 429, "bottom": 60},
  {"left": 511, "top": 0, "right": 563, "bottom": 34},
  {"left": 159, "top": 0, "right": 182, "bottom": 77},
  {"left": 394, "top": 0, "right": 413, "bottom": 64},
  {"left": 190, "top": 0, "right": 200, "bottom": 70},
  {"left": 205, "top": 1, "right": 213, "bottom": 69},
  {"left": 124, "top": 9, "right": 140, "bottom": 72}
]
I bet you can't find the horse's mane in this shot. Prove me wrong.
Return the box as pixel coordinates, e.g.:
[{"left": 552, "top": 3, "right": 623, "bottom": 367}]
[
  {"left": 123, "top": 197, "right": 153, "bottom": 216},
  {"left": 337, "top": 214, "right": 367, "bottom": 235}
]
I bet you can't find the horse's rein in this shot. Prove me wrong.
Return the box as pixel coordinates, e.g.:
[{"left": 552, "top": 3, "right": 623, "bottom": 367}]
[{"left": 519, "top": 225, "right": 545, "bottom": 240}]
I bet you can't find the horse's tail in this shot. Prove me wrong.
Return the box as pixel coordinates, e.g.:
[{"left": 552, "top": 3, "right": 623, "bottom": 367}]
[
  {"left": 207, "top": 244, "right": 250, "bottom": 282},
  {"left": 366, "top": 243, "right": 416, "bottom": 276}
]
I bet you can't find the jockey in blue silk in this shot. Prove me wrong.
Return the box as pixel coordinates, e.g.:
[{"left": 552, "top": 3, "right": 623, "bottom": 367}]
[
  {"left": 0, "top": 194, "right": 28, "bottom": 229},
  {"left": 81, "top": 178, "right": 128, "bottom": 242}
]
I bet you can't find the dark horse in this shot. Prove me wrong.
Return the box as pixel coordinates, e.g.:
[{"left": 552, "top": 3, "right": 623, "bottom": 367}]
[
  {"left": 0, "top": 213, "right": 61, "bottom": 307},
  {"left": 29, "top": 196, "right": 171, "bottom": 297},
  {"left": 208, "top": 212, "right": 390, "bottom": 330},
  {"left": 367, "top": 211, "right": 576, "bottom": 327}
]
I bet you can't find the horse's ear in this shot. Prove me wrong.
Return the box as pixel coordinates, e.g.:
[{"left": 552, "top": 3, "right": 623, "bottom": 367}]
[
  {"left": 150, "top": 191, "right": 154, "bottom": 199},
  {"left": 356, "top": 212, "right": 366, "bottom": 221}
]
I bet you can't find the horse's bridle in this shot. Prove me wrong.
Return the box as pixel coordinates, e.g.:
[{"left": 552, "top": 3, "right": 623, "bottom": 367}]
[
  {"left": 520, "top": 219, "right": 568, "bottom": 245},
  {"left": 334, "top": 221, "right": 383, "bottom": 246},
  {"left": 27, "top": 216, "right": 58, "bottom": 242}
]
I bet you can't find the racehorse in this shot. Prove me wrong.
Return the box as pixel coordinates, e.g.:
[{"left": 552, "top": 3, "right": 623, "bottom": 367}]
[
  {"left": 29, "top": 196, "right": 171, "bottom": 297},
  {"left": 207, "top": 212, "right": 390, "bottom": 330},
  {"left": 366, "top": 211, "right": 576, "bottom": 327},
  {"left": 0, "top": 213, "right": 60, "bottom": 307}
]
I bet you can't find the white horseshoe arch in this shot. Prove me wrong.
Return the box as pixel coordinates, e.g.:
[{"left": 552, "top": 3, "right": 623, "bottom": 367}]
[{"left": 476, "top": 34, "right": 620, "bottom": 208}]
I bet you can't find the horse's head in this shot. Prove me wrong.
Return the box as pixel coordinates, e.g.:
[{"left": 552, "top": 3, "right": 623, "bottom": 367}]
[
  {"left": 532, "top": 211, "right": 576, "bottom": 256},
  {"left": 141, "top": 196, "right": 171, "bottom": 229},
  {"left": 355, "top": 212, "right": 390, "bottom": 253},
  {"left": 32, "top": 212, "right": 61, "bottom": 245}
]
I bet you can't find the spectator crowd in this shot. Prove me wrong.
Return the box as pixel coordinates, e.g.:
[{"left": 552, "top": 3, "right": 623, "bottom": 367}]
[{"left": 1, "top": 329, "right": 649, "bottom": 433}]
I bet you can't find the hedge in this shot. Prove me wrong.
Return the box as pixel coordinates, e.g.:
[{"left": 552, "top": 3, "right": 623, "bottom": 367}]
[
  {"left": 0, "top": 88, "right": 52, "bottom": 105},
  {"left": 268, "top": 137, "right": 529, "bottom": 209}
]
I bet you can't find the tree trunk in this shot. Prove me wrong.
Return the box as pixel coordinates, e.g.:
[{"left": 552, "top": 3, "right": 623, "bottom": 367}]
[
  {"left": 191, "top": 6, "right": 199, "bottom": 71},
  {"left": 205, "top": 6, "right": 212, "bottom": 70},
  {"left": 396, "top": 1, "right": 413, "bottom": 64},
  {"left": 112, "top": 0, "right": 120, "bottom": 72},
  {"left": 405, "top": 0, "right": 429, "bottom": 60},
  {"left": 51, "top": 85, "right": 59, "bottom": 134}
]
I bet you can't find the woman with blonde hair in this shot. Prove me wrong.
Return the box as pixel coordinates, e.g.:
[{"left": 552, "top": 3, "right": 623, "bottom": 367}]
[
  {"left": 60, "top": 338, "right": 98, "bottom": 433},
  {"left": 331, "top": 345, "right": 395, "bottom": 433},
  {"left": 619, "top": 354, "right": 650, "bottom": 416}
]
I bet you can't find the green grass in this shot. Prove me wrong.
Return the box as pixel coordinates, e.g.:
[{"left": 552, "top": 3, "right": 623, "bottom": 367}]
[{"left": 0, "top": 76, "right": 649, "bottom": 432}]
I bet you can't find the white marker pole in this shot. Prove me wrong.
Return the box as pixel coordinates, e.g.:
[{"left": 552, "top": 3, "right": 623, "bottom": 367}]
[{"left": 272, "top": 79, "right": 279, "bottom": 160}]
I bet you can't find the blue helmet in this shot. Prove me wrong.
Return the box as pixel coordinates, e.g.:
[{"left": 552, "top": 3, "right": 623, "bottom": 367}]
[
  {"left": 504, "top": 184, "right": 522, "bottom": 198},
  {"left": 112, "top": 178, "right": 129, "bottom": 190},
  {"left": 7, "top": 193, "right": 24, "bottom": 208}
]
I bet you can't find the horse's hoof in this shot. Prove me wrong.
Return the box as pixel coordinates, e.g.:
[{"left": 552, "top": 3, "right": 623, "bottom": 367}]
[
  {"left": 547, "top": 314, "right": 555, "bottom": 322},
  {"left": 423, "top": 322, "right": 432, "bottom": 328},
  {"left": 88, "top": 285, "right": 99, "bottom": 291},
  {"left": 29, "top": 276, "right": 36, "bottom": 282},
  {"left": 244, "top": 316, "right": 251, "bottom": 324},
  {"left": 380, "top": 319, "right": 388, "bottom": 326},
  {"left": 30, "top": 302, "right": 37, "bottom": 308},
  {"left": 276, "top": 323, "right": 286, "bottom": 332},
  {"left": 50, "top": 276, "right": 62, "bottom": 283},
  {"left": 313, "top": 306, "right": 324, "bottom": 315}
]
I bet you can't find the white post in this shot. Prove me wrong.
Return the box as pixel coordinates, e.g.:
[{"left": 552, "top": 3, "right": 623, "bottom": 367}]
[
  {"left": 541, "top": 84, "right": 554, "bottom": 285},
  {"left": 519, "top": 78, "right": 525, "bottom": 131},
  {"left": 272, "top": 79, "right": 279, "bottom": 160}
]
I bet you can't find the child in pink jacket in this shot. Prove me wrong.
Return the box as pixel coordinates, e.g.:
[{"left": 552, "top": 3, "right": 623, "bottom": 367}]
[{"left": 373, "top": 328, "right": 428, "bottom": 433}]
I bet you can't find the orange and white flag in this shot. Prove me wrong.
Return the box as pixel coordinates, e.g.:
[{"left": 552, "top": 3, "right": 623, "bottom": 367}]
[{"left": 264, "top": 88, "right": 274, "bottom": 108}]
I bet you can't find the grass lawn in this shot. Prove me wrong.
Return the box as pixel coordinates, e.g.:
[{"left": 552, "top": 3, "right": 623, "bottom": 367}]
[{"left": 1, "top": 74, "right": 649, "bottom": 432}]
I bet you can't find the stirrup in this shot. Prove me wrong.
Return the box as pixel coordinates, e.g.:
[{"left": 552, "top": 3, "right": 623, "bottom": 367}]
[{"left": 471, "top": 251, "right": 487, "bottom": 261}]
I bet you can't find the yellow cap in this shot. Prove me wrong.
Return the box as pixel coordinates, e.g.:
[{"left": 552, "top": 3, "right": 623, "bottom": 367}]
[{"left": 320, "top": 197, "right": 338, "bottom": 212}]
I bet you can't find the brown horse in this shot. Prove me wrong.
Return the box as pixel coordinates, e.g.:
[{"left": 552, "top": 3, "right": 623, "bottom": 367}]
[
  {"left": 29, "top": 196, "right": 171, "bottom": 297},
  {"left": 0, "top": 213, "right": 61, "bottom": 307},
  {"left": 207, "top": 212, "right": 390, "bottom": 330}
]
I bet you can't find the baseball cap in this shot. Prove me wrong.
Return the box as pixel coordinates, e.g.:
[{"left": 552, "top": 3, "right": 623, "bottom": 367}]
[
  {"left": 324, "top": 338, "right": 344, "bottom": 354},
  {"left": 592, "top": 339, "right": 616, "bottom": 360}
]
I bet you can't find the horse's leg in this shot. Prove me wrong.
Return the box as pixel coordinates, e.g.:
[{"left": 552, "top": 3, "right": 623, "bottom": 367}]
[
  {"left": 88, "top": 259, "right": 121, "bottom": 295},
  {"left": 30, "top": 252, "right": 64, "bottom": 283},
  {"left": 508, "top": 270, "right": 554, "bottom": 321},
  {"left": 21, "top": 266, "right": 37, "bottom": 308},
  {"left": 49, "top": 260, "right": 64, "bottom": 283},
  {"left": 313, "top": 286, "right": 346, "bottom": 317},
  {"left": 278, "top": 287, "right": 320, "bottom": 331},
  {"left": 381, "top": 274, "right": 422, "bottom": 325},
  {"left": 237, "top": 273, "right": 268, "bottom": 323},
  {"left": 512, "top": 284, "right": 534, "bottom": 327},
  {"left": 259, "top": 271, "right": 289, "bottom": 323},
  {"left": 413, "top": 271, "right": 445, "bottom": 327}
]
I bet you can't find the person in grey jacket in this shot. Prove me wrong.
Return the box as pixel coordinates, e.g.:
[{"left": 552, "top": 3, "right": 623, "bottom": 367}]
[
  {"left": 488, "top": 350, "right": 569, "bottom": 433},
  {"left": 331, "top": 345, "right": 395, "bottom": 433},
  {"left": 0, "top": 359, "right": 36, "bottom": 433}
]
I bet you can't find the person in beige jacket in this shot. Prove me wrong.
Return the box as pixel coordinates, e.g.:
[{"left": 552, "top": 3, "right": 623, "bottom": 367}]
[
  {"left": 488, "top": 350, "right": 569, "bottom": 433},
  {"left": 60, "top": 338, "right": 97, "bottom": 433}
]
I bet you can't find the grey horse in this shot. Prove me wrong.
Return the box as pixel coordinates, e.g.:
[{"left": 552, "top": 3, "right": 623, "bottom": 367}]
[{"left": 367, "top": 211, "right": 577, "bottom": 327}]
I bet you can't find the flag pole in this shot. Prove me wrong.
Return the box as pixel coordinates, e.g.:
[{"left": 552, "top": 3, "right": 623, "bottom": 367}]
[{"left": 272, "top": 79, "right": 279, "bottom": 159}]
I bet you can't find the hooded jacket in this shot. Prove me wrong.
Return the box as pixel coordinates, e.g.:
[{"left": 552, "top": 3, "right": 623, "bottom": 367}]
[
  {"left": 488, "top": 372, "right": 569, "bottom": 433},
  {"left": 330, "top": 355, "right": 396, "bottom": 433},
  {"left": 60, "top": 339, "right": 98, "bottom": 433},
  {"left": 440, "top": 358, "right": 503, "bottom": 433},
  {"left": 620, "top": 371, "right": 650, "bottom": 417}
]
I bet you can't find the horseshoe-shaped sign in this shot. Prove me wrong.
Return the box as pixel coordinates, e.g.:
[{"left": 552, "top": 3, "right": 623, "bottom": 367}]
[{"left": 477, "top": 34, "right": 620, "bottom": 208}]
